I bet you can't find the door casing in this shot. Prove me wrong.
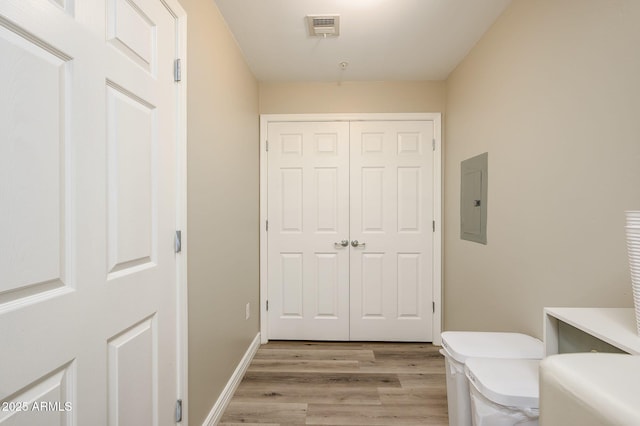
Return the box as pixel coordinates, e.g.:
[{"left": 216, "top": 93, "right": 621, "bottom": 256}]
[
  {"left": 259, "top": 113, "right": 442, "bottom": 346},
  {"left": 173, "top": 4, "right": 189, "bottom": 423}
]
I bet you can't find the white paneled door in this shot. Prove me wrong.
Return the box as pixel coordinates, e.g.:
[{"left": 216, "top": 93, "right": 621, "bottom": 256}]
[
  {"left": 267, "top": 122, "right": 351, "bottom": 340},
  {"left": 267, "top": 120, "right": 435, "bottom": 341},
  {"left": 0, "top": 0, "right": 183, "bottom": 425},
  {"left": 349, "top": 121, "right": 434, "bottom": 341}
]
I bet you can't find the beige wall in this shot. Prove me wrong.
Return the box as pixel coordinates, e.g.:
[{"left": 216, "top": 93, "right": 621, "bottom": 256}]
[
  {"left": 260, "top": 81, "right": 446, "bottom": 114},
  {"left": 444, "top": 0, "right": 640, "bottom": 338},
  {"left": 179, "top": 0, "right": 259, "bottom": 423}
]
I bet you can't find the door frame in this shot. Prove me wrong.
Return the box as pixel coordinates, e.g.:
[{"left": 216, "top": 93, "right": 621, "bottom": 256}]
[
  {"left": 260, "top": 113, "right": 442, "bottom": 346},
  {"left": 147, "top": 1, "right": 189, "bottom": 420},
  {"left": 162, "top": 0, "right": 189, "bottom": 422}
]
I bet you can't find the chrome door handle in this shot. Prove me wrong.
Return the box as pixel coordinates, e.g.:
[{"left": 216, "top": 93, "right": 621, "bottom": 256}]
[
  {"left": 351, "top": 240, "right": 366, "bottom": 248},
  {"left": 334, "top": 240, "right": 349, "bottom": 248}
]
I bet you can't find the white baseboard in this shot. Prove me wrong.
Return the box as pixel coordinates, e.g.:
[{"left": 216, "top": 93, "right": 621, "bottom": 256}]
[{"left": 202, "top": 332, "right": 261, "bottom": 426}]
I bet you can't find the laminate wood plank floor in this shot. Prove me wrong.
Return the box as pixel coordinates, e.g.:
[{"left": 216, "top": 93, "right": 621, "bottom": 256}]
[{"left": 219, "top": 341, "right": 449, "bottom": 425}]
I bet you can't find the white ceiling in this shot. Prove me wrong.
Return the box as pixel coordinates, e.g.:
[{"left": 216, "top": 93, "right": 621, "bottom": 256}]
[{"left": 214, "top": 0, "right": 512, "bottom": 82}]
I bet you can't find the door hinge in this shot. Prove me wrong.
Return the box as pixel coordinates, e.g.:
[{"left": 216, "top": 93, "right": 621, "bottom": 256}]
[
  {"left": 174, "top": 58, "right": 181, "bottom": 82},
  {"left": 175, "top": 230, "right": 182, "bottom": 253},
  {"left": 266, "top": 140, "right": 269, "bottom": 152},
  {"left": 432, "top": 221, "right": 435, "bottom": 232},
  {"left": 266, "top": 220, "right": 269, "bottom": 231},
  {"left": 175, "top": 399, "right": 183, "bottom": 423},
  {"left": 432, "top": 302, "right": 435, "bottom": 313},
  {"left": 266, "top": 300, "right": 269, "bottom": 311},
  {"left": 432, "top": 139, "right": 435, "bottom": 151}
]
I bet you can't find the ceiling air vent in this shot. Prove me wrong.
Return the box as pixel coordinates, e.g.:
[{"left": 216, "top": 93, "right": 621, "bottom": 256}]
[{"left": 306, "top": 15, "right": 340, "bottom": 37}]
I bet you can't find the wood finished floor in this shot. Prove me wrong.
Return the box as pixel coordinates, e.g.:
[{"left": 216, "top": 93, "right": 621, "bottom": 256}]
[{"left": 219, "top": 341, "right": 449, "bottom": 425}]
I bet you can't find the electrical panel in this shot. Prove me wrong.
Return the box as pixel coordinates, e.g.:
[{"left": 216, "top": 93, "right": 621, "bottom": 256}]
[{"left": 460, "top": 152, "right": 488, "bottom": 244}]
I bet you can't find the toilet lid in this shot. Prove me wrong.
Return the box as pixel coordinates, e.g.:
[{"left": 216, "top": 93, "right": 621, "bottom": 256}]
[
  {"left": 441, "top": 331, "right": 544, "bottom": 363},
  {"left": 465, "top": 357, "right": 540, "bottom": 408}
]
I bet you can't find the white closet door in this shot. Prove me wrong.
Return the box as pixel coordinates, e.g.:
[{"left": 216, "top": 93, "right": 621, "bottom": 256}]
[
  {"left": 349, "top": 121, "right": 434, "bottom": 341},
  {"left": 266, "top": 119, "right": 435, "bottom": 342},
  {"left": 267, "top": 122, "right": 351, "bottom": 340},
  {"left": 0, "top": 0, "right": 180, "bottom": 424}
]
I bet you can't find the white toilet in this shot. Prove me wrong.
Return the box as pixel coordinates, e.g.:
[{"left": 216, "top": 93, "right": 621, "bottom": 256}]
[
  {"left": 465, "top": 357, "right": 540, "bottom": 426},
  {"left": 440, "top": 331, "right": 544, "bottom": 426}
]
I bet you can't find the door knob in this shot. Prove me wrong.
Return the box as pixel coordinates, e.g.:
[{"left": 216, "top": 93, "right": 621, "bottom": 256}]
[
  {"left": 334, "top": 240, "right": 349, "bottom": 248},
  {"left": 351, "top": 240, "right": 366, "bottom": 248}
]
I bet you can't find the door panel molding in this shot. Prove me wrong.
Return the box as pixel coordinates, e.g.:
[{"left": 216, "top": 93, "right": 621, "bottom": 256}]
[{"left": 260, "top": 113, "right": 442, "bottom": 345}]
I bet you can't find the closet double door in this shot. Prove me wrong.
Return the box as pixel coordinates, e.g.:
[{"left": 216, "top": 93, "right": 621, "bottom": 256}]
[{"left": 267, "top": 120, "right": 435, "bottom": 341}]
